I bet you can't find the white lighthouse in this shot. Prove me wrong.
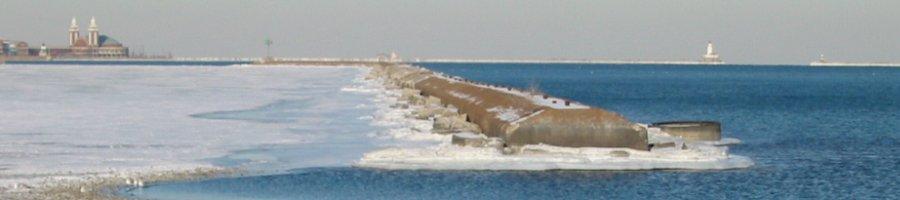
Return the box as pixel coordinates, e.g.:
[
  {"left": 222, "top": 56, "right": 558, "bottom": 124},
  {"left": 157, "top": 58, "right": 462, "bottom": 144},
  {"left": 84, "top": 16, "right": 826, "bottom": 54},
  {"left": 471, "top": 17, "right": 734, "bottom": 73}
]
[{"left": 701, "top": 41, "right": 723, "bottom": 64}]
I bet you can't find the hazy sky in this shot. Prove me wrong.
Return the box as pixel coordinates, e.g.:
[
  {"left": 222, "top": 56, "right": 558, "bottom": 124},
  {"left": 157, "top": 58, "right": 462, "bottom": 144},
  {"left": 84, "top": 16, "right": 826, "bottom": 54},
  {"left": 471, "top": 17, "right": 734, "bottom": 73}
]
[{"left": 1, "top": 0, "right": 898, "bottom": 64}]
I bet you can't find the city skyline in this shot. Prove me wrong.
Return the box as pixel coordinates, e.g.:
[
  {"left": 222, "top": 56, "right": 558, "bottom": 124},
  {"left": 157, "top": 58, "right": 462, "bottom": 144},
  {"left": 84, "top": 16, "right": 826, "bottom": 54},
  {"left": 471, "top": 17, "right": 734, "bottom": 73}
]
[{"left": 1, "top": 0, "right": 898, "bottom": 64}]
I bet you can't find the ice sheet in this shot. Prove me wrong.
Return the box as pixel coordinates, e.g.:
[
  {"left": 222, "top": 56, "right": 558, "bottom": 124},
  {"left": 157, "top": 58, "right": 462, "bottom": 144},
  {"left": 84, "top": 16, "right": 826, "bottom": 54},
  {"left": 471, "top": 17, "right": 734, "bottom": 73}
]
[
  {"left": 356, "top": 144, "right": 753, "bottom": 171},
  {"left": 0, "top": 65, "right": 378, "bottom": 190},
  {"left": 357, "top": 123, "right": 753, "bottom": 171}
]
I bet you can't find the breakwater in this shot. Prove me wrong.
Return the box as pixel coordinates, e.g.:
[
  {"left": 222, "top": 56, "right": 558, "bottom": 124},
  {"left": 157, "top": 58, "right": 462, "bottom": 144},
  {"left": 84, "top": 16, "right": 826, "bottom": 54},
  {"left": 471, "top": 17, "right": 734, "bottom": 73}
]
[{"left": 373, "top": 64, "right": 650, "bottom": 150}]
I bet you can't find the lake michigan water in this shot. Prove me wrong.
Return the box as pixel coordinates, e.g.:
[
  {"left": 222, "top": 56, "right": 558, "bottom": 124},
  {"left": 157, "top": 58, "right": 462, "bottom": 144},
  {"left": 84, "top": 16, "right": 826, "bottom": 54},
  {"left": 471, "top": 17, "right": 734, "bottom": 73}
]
[{"left": 127, "top": 63, "right": 899, "bottom": 199}]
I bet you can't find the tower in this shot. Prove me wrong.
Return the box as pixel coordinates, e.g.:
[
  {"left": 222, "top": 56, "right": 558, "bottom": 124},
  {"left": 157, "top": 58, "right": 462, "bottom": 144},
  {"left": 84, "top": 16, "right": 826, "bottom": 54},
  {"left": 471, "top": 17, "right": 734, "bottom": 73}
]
[
  {"left": 702, "top": 41, "right": 721, "bottom": 63},
  {"left": 68, "top": 17, "right": 79, "bottom": 47},
  {"left": 39, "top": 44, "right": 48, "bottom": 57},
  {"left": 89, "top": 17, "right": 100, "bottom": 47}
]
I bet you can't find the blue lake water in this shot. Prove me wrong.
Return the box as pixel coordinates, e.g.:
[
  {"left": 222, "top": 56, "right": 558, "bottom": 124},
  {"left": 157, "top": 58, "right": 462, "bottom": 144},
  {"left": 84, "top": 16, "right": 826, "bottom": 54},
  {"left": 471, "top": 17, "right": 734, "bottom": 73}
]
[{"left": 125, "top": 63, "right": 900, "bottom": 199}]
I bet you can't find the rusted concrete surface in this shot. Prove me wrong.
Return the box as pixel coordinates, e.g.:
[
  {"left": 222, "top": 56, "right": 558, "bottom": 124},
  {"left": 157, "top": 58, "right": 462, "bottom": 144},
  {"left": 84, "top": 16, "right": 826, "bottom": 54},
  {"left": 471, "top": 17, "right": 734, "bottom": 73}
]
[
  {"left": 505, "top": 109, "right": 648, "bottom": 150},
  {"left": 651, "top": 121, "right": 722, "bottom": 141}
]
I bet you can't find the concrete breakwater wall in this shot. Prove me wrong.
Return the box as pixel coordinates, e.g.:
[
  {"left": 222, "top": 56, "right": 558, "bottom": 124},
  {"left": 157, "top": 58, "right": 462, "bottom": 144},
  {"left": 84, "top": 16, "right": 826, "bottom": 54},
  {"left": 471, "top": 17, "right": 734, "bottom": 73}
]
[
  {"left": 374, "top": 64, "right": 649, "bottom": 150},
  {"left": 651, "top": 121, "right": 722, "bottom": 141},
  {"left": 257, "top": 60, "right": 388, "bottom": 66}
]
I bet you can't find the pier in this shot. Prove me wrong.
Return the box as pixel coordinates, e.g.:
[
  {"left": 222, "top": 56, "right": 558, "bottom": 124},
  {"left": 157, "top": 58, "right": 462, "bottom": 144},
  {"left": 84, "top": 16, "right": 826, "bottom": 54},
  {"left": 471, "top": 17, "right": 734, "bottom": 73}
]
[{"left": 374, "top": 64, "right": 650, "bottom": 150}]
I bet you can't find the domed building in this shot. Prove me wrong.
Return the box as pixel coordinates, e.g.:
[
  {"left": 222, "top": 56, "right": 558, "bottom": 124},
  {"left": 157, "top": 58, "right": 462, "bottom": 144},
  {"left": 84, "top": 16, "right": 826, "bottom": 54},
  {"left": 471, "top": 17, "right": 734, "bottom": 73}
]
[
  {"left": 65, "top": 17, "right": 130, "bottom": 57},
  {"left": 0, "top": 39, "right": 31, "bottom": 57},
  {"left": 2, "top": 17, "right": 129, "bottom": 58}
]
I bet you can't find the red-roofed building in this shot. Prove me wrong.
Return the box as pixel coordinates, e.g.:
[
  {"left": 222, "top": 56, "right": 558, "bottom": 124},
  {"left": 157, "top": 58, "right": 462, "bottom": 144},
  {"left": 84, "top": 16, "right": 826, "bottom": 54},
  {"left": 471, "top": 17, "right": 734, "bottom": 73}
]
[{"left": 1, "top": 17, "right": 129, "bottom": 58}]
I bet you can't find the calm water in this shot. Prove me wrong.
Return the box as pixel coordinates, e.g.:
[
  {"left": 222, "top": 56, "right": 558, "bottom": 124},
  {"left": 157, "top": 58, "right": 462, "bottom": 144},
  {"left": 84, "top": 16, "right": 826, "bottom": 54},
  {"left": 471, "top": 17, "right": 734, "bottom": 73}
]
[{"left": 127, "top": 63, "right": 900, "bottom": 199}]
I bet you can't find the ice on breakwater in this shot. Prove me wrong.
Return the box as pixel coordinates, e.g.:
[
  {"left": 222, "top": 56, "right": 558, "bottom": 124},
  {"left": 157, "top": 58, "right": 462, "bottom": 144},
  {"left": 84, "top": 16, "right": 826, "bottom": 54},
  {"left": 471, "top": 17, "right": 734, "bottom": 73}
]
[{"left": 355, "top": 64, "right": 753, "bottom": 170}]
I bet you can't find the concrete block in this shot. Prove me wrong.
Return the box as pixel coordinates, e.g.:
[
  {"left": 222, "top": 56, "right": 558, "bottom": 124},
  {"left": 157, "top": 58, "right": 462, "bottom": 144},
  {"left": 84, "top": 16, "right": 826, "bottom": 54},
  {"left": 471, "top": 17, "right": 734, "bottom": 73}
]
[{"left": 651, "top": 121, "right": 722, "bottom": 141}]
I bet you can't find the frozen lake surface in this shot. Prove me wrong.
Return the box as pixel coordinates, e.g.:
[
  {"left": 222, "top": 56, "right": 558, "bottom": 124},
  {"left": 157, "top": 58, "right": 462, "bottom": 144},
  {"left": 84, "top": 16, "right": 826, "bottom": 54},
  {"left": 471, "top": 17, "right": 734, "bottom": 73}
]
[{"left": 0, "top": 65, "right": 382, "bottom": 190}]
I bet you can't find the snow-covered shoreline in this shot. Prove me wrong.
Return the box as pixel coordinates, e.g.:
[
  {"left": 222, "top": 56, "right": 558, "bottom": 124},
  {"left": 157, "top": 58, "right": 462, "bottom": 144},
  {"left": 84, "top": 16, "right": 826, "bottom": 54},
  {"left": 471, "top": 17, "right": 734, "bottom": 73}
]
[{"left": 342, "top": 67, "right": 450, "bottom": 145}]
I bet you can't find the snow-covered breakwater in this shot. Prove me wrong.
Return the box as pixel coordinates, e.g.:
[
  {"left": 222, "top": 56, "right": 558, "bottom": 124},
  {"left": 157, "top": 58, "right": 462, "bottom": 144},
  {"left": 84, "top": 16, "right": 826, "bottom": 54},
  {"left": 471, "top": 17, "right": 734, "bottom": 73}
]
[
  {"left": 372, "top": 64, "right": 649, "bottom": 150},
  {"left": 356, "top": 64, "right": 753, "bottom": 170}
]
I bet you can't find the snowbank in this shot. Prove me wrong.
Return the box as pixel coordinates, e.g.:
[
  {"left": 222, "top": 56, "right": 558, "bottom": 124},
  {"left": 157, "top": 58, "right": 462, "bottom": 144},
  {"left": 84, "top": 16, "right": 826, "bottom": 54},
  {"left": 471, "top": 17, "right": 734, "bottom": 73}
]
[{"left": 358, "top": 74, "right": 450, "bottom": 145}]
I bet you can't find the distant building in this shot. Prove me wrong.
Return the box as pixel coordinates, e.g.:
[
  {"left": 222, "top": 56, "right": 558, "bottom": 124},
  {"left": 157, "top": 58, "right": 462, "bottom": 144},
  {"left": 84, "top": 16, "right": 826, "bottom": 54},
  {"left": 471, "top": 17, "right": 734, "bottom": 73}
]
[
  {"left": 389, "top": 52, "right": 401, "bottom": 62},
  {"left": 14, "top": 42, "right": 29, "bottom": 56},
  {"left": 376, "top": 51, "right": 402, "bottom": 63},
  {"left": 39, "top": 44, "right": 48, "bottom": 57},
  {"left": 0, "top": 17, "right": 129, "bottom": 58},
  {"left": 701, "top": 41, "right": 722, "bottom": 63},
  {"left": 62, "top": 17, "right": 129, "bottom": 57}
]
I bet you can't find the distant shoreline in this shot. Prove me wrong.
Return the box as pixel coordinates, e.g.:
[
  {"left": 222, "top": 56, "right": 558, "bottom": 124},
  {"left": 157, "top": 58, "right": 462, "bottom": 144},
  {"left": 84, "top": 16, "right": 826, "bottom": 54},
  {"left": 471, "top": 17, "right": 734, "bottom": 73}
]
[
  {"left": 4, "top": 57, "right": 900, "bottom": 68},
  {"left": 2, "top": 58, "right": 251, "bottom": 66},
  {"left": 809, "top": 61, "right": 900, "bottom": 67},
  {"left": 409, "top": 58, "right": 725, "bottom": 65},
  {"left": 3, "top": 57, "right": 730, "bottom": 67}
]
